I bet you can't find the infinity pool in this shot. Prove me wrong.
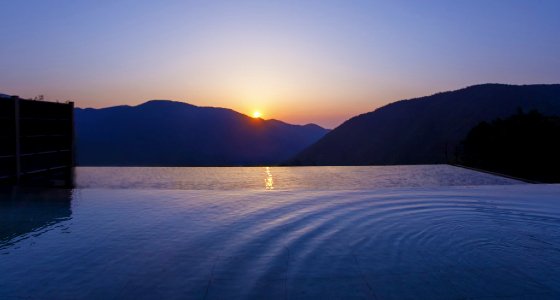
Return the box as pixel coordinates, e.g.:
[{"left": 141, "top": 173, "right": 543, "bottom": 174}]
[
  {"left": 75, "top": 165, "right": 521, "bottom": 190},
  {"left": 0, "top": 166, "right": 560, "bottom": 299},
  {"left": 1, "top": 167, "right": 559, "bottom": 299}
]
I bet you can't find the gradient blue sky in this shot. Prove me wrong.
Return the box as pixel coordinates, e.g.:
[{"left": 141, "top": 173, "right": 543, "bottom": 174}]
[{"left": 1, "top": 0, "right": 559, "bottom": 127}]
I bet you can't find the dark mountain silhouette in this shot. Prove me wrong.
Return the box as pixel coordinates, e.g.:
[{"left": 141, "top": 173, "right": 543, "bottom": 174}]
[
  {"left": 290, "top": 84, "right": 560, "bottom": 165},
  {"left": 75, "top": 100, "right": 328, "bottom": 166},
  {"left": 459, "top": 110, "right": 560, "bottom": 183}
]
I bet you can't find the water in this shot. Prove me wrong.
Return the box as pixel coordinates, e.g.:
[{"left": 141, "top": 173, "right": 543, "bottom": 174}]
[
  {"left": 1, "top": 166, "right": 559, "bottom": 299},
  {"left": 76, "top": 165, "right": 521, "bottom": 190}
]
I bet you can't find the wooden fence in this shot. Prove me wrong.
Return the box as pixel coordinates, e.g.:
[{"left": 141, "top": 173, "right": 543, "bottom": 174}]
[{"left": 0, "top": 96, "right": 75, "bottom": 187}]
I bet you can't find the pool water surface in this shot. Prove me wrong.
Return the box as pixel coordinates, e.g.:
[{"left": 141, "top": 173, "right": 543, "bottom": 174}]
[{"left": 1, "top": 166, "right": 559, "bottom": 299}]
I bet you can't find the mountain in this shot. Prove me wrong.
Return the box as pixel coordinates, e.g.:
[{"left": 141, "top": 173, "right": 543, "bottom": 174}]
[
  {"left": 75, "top": 100, "right": 328, "bottom": 166},
  {"left": 290, "top": 84, "right": 560, "bottom": 165},
  {"left": 0, "top": 93, "right": 11, "bottom": 98}
]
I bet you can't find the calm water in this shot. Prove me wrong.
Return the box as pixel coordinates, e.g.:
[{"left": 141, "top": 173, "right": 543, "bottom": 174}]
[
  {"left": 1, "top": 166, "right": 560, "bottom": 299},
  {"left": 76, "top": 165, "right": 521, "bottom": 190}
]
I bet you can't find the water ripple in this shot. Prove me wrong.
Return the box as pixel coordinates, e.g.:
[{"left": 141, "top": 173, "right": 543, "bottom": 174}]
[{"left": 1, "top": 185, "right": 560, "bottom": 299}]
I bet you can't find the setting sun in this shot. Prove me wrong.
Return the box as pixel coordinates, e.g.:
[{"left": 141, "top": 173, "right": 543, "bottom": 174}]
[{"left": 252, "top": 111, "right": 262, "bottom": 118}]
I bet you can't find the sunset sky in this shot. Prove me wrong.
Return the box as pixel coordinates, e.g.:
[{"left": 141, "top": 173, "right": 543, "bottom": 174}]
[{"left": 1, "top": 0, "right": 559, "bottom": 128}]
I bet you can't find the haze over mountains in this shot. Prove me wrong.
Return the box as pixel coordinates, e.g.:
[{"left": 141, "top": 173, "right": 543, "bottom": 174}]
[
  {"left": 75, "top": 100, "right": 328, "bottom": 166},
  {"left": 290, "top": 84, "right": 560, "bottom": 166}
]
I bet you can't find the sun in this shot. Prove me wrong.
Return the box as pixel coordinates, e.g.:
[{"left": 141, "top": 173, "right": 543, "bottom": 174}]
[{"left": 252, "top": 111, "right": 262, "bottom": 118}]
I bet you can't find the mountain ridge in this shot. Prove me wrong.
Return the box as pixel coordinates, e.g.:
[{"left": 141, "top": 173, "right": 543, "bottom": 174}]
[
  {"left": 289, "top": 83, "right": 560, "bottom": 166},
  {"left": 75, "top": 99, "right": 329, "bottom": 166}
]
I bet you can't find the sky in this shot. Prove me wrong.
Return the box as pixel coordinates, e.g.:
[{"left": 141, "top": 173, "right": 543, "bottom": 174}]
[{"left": 1, "top": 1, "right": 559, "bottom": 128}]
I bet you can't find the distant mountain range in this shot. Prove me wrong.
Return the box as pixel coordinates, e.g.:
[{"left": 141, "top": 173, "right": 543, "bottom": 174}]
[
  {"left": 75, "top": 100, "right": 328, "bottom": 166},
  {"left": 290, "top": 84, "right": 560, "bottom": 165}
]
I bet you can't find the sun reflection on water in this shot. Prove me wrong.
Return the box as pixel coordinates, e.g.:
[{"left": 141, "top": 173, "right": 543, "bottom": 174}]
[{"left": 264, "top": 167, "right": 274, "bottom": 190}]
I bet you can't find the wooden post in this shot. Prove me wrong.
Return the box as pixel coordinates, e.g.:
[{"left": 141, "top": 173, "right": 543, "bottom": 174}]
[
  {"left": 67, "top": 101, "right": 75, "bottom": 187},
  {"left": 13, "top": 97, "right": 21, "bottom": 184},
  {"left": 69, "top": 102, "right": 75, "bottom": 167}
]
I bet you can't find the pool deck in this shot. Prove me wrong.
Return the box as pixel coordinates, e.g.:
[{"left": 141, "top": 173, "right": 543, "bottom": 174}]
[{"left": 1, "top": 184, "right": 560, "bottom": 299}]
